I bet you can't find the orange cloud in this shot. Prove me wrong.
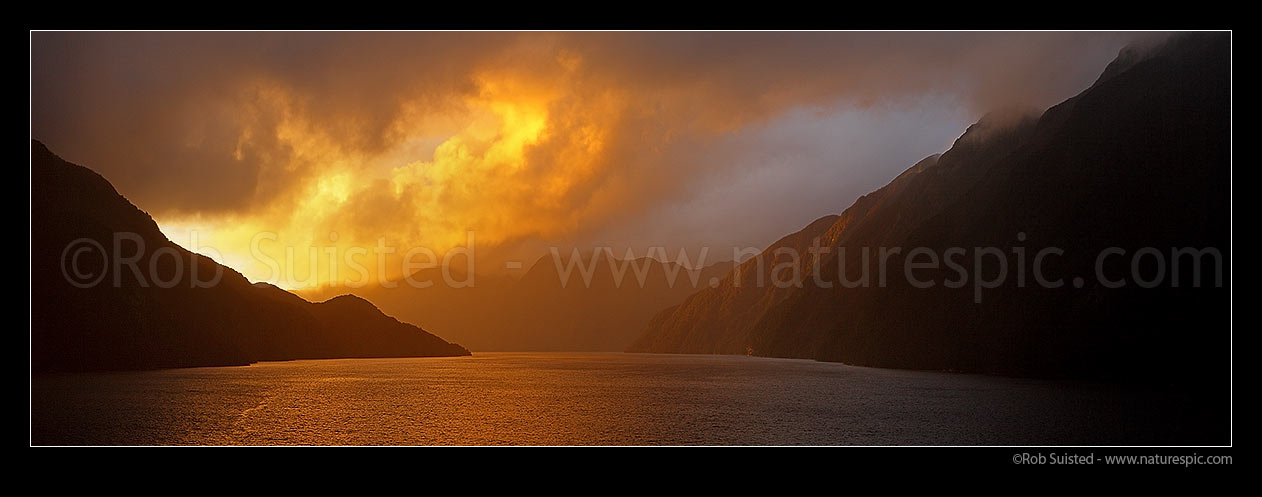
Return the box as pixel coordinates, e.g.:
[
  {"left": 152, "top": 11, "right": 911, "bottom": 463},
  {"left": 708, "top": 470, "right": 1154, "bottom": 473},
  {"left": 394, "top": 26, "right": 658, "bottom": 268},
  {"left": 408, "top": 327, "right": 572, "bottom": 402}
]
[{"left": 32, "top": 32, "right": 1150, "bottom": 288}]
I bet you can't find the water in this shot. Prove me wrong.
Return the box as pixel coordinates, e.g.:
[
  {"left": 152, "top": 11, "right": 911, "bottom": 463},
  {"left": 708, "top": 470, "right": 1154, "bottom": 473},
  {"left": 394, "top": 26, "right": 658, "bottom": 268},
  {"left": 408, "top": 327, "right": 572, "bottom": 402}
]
[{"left": 30, "top": 352, "right": 1221, "bottom": 445}]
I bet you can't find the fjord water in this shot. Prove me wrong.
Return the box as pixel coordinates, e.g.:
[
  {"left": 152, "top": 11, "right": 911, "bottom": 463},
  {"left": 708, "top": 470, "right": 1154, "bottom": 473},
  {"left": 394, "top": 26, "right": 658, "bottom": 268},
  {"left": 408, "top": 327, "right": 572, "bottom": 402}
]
[{"left": 31, "top": 353, "right": 1218, "bottom": 445}]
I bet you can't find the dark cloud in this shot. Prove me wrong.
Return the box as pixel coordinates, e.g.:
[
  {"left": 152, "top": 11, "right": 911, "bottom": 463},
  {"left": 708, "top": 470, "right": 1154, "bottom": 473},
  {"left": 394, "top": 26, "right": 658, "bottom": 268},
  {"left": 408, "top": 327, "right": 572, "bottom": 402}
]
[{"left": 30, "top": 31, "right": 1151, "bottom": 285}]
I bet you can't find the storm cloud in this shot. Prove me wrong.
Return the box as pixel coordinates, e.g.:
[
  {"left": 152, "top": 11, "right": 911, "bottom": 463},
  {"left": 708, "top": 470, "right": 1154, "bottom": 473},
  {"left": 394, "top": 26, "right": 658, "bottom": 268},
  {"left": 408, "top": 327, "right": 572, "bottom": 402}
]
[{"left": 31, "top": 31, "right": 1151, "bottom": 286}]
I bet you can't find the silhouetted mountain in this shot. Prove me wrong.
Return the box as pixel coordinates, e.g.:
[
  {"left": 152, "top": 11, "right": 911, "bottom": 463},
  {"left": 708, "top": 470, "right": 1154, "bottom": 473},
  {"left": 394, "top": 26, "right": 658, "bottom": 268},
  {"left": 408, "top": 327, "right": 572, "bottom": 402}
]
[
  {"left": 631, "top": 33, "right": 1230, "bottom": 388},
  {"left": 629, "top": 214, "right": 840, "bottom": 354},
  {"left": 303, "top": 253, "right": 735, "bottom": 351},
  {"left": 31, "top": 142, "right": 469, "bottom": 373}
]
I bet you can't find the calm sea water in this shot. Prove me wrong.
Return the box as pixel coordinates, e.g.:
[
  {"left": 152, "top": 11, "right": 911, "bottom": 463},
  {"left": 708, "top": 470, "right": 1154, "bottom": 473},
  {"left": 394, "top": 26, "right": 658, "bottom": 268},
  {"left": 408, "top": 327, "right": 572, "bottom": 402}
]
[{"left": 30, "top": 352, "right": 1220, "bottom": 445}]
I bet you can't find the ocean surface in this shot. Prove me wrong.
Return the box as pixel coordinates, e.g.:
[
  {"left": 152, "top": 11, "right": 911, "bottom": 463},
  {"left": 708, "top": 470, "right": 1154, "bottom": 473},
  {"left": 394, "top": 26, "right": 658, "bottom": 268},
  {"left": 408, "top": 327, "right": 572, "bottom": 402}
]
[{"left": 30, "top": 352, "right": 1222, "bottom": 445}]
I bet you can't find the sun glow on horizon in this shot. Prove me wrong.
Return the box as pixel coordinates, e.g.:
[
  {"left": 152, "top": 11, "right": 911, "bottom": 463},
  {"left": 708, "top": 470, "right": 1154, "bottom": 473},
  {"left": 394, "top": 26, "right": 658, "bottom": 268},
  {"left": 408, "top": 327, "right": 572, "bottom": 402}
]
[{"left": 155, "top": 51, "right": 624, "bottom": 290}]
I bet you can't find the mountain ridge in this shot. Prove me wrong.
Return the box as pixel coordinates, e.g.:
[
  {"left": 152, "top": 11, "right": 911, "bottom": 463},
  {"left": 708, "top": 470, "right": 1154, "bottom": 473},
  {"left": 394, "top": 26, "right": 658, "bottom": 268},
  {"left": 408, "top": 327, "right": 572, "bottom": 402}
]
[
  {"left": 301, "top": 249, "right": 737, "bottom": 352},
  {"left": 630, "top": 32, "right": 1230, "bottom": 387},
  {"left": 31, "top": 141, "right": 470, "bottom": 373}
]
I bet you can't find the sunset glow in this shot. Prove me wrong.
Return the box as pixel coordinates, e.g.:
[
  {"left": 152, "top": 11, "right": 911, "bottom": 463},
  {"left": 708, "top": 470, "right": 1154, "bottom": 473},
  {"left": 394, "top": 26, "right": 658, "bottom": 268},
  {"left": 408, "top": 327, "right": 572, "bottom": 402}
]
[
  {"left": 35, "top": 32, "right": 1138, "bottom": 289},
  {"left": 155, "top": 52, "right": 627, "bottom": 288},
  {"left": 31, "top": 30, "right": 1233, "bottom": 449}
]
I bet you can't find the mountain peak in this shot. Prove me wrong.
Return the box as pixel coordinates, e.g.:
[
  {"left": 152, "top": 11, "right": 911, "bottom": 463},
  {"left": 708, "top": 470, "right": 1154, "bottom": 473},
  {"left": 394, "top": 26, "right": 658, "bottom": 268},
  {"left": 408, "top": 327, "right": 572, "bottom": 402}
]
[
  {"left": 31, "top": 144, "right": 471, "bottom": 372},
  {"left": 322, "top": 293, "right": 376, "bottom": 308},
  {"left": 632, "top": 32, "right": 1229, "bottom": 388}
]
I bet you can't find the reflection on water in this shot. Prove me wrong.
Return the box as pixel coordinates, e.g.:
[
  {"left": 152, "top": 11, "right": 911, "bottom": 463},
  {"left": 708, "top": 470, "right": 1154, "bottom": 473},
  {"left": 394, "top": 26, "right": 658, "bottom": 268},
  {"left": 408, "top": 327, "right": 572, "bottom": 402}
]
[{"left": 31, "top": 353, "right": 1222, "bottom": 445}]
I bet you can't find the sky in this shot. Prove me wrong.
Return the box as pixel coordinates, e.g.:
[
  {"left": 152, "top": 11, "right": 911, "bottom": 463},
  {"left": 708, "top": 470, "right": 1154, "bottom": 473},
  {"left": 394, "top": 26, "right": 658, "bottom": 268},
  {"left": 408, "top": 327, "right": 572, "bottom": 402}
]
[{"left": 30, "top": 31, "right": 1147, "bottom": 289}]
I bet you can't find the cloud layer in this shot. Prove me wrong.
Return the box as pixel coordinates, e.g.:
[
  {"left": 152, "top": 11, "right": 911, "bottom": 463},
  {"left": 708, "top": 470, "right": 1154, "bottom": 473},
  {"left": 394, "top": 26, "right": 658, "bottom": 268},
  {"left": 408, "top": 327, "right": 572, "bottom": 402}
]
[{"left": 31, "top": 31, "right": 1145, "bottom": 287}]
